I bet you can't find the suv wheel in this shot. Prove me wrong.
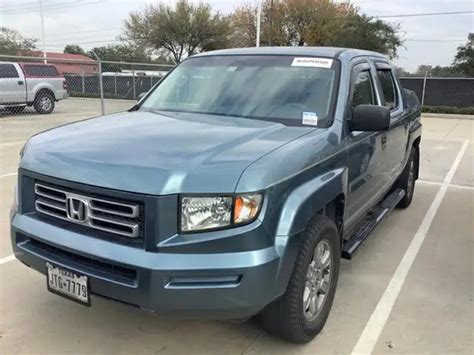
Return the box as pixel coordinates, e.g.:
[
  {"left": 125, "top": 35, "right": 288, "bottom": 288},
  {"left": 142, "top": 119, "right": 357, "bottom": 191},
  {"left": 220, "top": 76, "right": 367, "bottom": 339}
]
[
  {"left": 34, "top": 92, "right": 55, "bottom": 114},
  {"left": 396, "top": 147, "right": 418, "bottom": 208},
  {"left": 262, "top": 215, "right": 340, "bottom": 343}
]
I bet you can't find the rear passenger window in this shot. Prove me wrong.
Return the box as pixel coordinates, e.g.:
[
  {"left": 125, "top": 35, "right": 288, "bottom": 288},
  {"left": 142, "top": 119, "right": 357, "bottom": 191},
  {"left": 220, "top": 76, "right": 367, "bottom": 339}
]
[
  {"left": 352, "top": 70, "right": 375, "bottom": 109},
  {"left": 0, "top": 64, "right": 19, "bottom": 78},
  {"left": 377, "top": 69, "right": 398, "bottom": 110},
  {"left": 23, "top": 64, "right": 59, "bottom": 77}
]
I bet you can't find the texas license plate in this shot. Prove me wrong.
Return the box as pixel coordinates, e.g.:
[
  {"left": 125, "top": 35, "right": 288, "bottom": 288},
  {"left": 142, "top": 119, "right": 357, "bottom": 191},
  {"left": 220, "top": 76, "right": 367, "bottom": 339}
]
[{"left": 46, "top": 262, "right": 90, "bottom": 306}]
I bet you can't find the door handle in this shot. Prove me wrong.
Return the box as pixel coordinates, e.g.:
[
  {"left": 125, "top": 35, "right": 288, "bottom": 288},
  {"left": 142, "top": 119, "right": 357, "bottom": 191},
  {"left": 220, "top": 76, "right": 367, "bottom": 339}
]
[{"left": 18, "top": 80, "right": 24, "bottom": 85}]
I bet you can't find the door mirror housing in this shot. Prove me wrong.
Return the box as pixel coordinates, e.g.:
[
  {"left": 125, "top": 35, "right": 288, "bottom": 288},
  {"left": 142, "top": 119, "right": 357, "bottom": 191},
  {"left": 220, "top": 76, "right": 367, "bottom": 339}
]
[
  {"left": 350, "top": 105, "right": 390, "bottom": 132},
  {"left": 137, "top": 91, "right": 147, "bottom": 101}
]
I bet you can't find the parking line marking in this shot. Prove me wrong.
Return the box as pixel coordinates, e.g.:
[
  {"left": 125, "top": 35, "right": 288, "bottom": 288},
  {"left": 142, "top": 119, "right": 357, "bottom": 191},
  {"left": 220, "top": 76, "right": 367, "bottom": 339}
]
[
  {"left": 418, "top": 180, "right": 474, "bottom": 191},
  {"left": 0, "top": 172, "right": 17, "bottom": 178},
  {"left": 352, "top": 139, "right": 469, "bottom": 355},
  {"left": 0, "top": 255, "right": 15, "bottom": 265}
]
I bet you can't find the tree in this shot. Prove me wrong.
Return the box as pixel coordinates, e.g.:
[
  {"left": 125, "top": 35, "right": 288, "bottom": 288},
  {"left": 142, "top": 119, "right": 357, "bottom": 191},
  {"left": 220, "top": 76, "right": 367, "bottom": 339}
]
[
  {"left": 123, "top": 0, "right": 231, "bottom": 63},
  {"left": 0, "top": 27, "right": 37, "bottom": 55},
  {"left": 63, "top": 44, "right": 86, "bottom": 55},
  {"left": 230, "top": 0, "right": 401, "bottom": 58},
  {"left": 452, "top": 33, "right": 473, "bottom": 77},
  {"left": 90, "top": 43, "right": 171, "bottom": 71}
]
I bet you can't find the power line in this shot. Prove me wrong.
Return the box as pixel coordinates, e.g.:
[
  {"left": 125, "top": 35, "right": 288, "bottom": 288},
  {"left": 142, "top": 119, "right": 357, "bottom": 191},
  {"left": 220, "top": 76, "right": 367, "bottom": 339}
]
[
  {"left": 1, "top": 0, "right": 104, "bottom": 15},
  {"left": 405, "top": 39, "right": 465, "bottom": 42},
  {"left": 375, "top": 10, "right": 474, "bottom": 18}
]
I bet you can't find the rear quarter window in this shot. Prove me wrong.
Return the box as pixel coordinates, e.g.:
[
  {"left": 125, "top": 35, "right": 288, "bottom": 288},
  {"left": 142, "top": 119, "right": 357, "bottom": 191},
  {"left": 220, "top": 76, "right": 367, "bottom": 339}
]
[{"left": 23, "top": 64, "right": 60, "bottom": 77}]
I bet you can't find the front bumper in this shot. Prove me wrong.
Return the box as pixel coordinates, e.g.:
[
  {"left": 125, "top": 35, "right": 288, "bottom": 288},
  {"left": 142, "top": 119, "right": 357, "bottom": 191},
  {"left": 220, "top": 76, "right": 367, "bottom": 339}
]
[{"left": 11, "top": 213, "right": 299, "bottom": 319}]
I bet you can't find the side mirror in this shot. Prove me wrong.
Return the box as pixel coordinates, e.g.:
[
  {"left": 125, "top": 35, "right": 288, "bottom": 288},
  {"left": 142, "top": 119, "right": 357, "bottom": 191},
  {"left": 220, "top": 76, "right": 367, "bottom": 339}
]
[
  {"left": 350, "top": 105, "right": 390, "bottom": 131},
  {"left": 137, "top": 91, "right": 147, "bottom": 101}
]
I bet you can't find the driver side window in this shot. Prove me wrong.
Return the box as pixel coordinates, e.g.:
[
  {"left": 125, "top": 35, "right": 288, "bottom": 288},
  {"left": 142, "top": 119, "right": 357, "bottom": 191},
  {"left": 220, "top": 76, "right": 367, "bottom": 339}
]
[{"left": 352, "top": 70, "right": 375, "bottom": 110}]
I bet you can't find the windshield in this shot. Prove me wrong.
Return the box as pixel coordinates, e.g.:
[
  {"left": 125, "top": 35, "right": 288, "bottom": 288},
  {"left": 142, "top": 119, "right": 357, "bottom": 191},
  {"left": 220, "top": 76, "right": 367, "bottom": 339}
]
[{"left": 140, "top": 55, "right": 340, "bottom": 126}]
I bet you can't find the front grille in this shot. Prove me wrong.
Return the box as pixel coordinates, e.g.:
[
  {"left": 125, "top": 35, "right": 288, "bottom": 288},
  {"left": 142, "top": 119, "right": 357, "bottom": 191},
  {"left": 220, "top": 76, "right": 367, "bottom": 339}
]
[{"left": 35, "top": 183, "right": 141, "bottom": 239}]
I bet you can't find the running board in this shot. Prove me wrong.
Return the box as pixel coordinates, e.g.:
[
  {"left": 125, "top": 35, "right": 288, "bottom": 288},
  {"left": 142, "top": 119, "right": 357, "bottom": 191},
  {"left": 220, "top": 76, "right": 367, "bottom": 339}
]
[{"left": 342, "top": 188, "right": 405, "bottom": 260}]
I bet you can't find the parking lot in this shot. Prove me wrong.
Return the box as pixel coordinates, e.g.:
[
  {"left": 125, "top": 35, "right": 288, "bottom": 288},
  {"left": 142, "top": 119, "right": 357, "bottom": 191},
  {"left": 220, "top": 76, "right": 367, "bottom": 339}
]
[{"left": 0, "top": 99, "right": 473, "bottom": 354}]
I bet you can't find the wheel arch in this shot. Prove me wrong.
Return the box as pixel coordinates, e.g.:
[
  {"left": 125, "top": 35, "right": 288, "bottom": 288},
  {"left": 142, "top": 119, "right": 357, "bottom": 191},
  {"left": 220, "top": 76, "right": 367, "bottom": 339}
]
[{"left": 34, "top": 87, "right": 56, "bottom": 101}]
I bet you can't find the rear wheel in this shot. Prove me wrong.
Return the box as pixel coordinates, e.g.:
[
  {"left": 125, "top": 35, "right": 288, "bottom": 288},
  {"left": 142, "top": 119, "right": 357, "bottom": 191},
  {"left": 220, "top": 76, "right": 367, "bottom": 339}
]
[
  {"left": 34, "top": 92, "right": 55, "bottom": 114},
  {"left": 396, "top": 148, "right": 418, "bottom": 208},
  {"left": 262, "top": 215, "right": 340, "bottom": 343}
]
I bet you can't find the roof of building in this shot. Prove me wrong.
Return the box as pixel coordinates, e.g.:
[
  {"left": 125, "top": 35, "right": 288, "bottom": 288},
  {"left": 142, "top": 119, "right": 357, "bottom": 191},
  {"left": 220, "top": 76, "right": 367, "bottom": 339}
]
[{"left": 19, "top": 51, "right": 96, "bottom": 63}]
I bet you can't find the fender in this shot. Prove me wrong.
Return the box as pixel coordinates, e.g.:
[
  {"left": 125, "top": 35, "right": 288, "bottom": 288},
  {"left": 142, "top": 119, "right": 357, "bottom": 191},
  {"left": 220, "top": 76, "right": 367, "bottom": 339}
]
[
  {"left": 275, "top": 167, "right": 348, "bottom": 237},
  {"left": 269, "top": 167, "right": 348, "bottom": 299}
]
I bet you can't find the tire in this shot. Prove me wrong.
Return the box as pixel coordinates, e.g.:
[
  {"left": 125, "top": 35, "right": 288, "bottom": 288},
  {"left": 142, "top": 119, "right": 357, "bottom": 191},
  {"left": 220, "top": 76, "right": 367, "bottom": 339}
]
[
  {"left": 33, "top": 92, "right": 55, "bottom": 114},
  {"left": 5, "top": 106, "right": 26, "bottom": 114},
  {"left": 396, "top": 147, "right": 418, "bottom": 208},
  {"left": 262, "top": 215, "right": 341, "bottom": 343}
]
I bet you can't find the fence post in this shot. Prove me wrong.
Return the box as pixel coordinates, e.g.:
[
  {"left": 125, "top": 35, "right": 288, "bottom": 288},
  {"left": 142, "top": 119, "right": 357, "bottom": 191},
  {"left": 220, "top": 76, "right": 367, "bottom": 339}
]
[
  {"left": 421, "top": 71, "right": 428, "bottom": 107},
  {"left": 81, "top": 65, "right": 85, "bottom": 94},
  {"left": 114, "top": 73, "right": 117, "bottom": 96},
  {"left": 132, "top": 65, "right": 136, "bottom": 100},
  {"left": 90, "top": 51, "right": 105, "bottom": 116}
]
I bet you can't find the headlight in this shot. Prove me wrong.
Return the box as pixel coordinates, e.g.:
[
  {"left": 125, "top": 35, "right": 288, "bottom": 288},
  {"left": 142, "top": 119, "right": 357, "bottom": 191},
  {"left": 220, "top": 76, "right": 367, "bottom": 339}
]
[{"left": 180, "top": 194, "right": 263, "bottom": 232}]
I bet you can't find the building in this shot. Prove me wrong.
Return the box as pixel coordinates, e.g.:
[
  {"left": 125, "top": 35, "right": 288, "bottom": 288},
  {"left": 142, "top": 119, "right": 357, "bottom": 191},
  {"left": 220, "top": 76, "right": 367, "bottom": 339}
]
[{"left": 18, "top": 51, "right": 99, "bottom": 75}]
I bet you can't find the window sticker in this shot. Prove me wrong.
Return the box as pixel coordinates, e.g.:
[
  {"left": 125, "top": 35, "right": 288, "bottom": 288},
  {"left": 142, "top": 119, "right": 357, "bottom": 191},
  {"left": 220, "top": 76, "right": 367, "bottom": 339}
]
[
  {"left": 291, "top": 57, "right": 333, "bottom": 68},
  {"left": 302, "top": 112, "right": 318, "bottom": 126}
]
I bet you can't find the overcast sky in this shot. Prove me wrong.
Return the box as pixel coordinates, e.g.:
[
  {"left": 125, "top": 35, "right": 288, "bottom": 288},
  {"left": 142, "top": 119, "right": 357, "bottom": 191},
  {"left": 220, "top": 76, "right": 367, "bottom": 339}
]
[{"left": 1, "top": 0, "right": 473, "bottom": 72}]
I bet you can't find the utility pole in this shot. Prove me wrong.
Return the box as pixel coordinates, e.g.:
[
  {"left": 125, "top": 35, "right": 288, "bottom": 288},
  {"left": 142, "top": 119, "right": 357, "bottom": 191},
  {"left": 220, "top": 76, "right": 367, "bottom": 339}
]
[
  {"left": 269, "top": 0, "right": 274, "bottom": 46},
  {"left": 39, "top": 0, "right": 47, "bottom": 63},
  {"left": 256, "top": 1, "right": 261, "bottom": 47}
]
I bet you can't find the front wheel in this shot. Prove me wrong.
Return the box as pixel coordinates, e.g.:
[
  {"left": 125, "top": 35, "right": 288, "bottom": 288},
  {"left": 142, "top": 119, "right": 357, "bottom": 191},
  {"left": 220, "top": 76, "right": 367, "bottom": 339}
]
[
  {"left": 33, "top": 92, "right": 55, "bottom": 114},
  {"left": 262, "top": 215, "right": 340, "bottom": 343}
]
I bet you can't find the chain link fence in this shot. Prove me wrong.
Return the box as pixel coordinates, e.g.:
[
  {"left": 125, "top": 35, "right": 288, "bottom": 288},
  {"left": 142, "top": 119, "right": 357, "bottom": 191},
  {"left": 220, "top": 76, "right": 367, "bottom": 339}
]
[
  {"left": 1, "top": 54, "right": 473, "bottom": 145},
  {"left": 0, "top": 54, "right": 173, "bottom": 144},
  {"left": 400, "top": 77, "right": 474, "bottom": 108}
]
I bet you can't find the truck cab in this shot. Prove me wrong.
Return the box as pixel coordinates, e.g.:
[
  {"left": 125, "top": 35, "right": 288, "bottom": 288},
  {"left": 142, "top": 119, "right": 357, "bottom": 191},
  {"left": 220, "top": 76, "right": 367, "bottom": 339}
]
[{"left": 10, "top": 47, "right": 421, "bottom": 344}]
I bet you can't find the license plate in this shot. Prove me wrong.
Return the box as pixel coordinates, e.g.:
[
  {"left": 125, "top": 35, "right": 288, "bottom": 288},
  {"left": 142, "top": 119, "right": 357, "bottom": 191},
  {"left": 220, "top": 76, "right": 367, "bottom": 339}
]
[{"left": 46, "top": 262, "right": 90, "bottom": 306}]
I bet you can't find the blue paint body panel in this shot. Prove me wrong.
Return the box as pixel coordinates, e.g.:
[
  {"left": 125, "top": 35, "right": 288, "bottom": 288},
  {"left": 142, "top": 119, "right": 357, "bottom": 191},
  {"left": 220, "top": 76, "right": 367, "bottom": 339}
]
[{"left": 11, "top": 47, "right": 421, "bottom": 318}]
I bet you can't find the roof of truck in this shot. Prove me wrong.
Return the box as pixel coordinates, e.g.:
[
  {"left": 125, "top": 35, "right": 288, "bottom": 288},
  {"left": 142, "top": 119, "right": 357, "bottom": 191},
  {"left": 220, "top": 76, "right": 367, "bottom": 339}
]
[{"left": 193, "top": 46, "right": 387, "bottom": 61}]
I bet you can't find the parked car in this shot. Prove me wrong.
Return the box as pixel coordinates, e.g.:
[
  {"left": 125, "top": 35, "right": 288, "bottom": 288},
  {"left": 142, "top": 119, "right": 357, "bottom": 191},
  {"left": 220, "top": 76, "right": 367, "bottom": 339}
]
[
  {"left": 0, "top": 62, "right": 68, "bottom": 114},
  {"left": 10, "top": 47, "right": 421, "bottom": 343}
]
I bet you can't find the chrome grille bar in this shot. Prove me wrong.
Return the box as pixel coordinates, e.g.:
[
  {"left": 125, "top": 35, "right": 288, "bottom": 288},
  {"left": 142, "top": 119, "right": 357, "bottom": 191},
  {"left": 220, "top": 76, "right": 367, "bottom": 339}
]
[{"left": 34, "top": 183, "right": 141, "bottom": 239}]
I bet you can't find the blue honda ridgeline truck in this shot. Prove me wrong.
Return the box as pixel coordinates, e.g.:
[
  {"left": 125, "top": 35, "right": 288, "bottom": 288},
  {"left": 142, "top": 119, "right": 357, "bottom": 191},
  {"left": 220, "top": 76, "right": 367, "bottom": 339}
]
[{"left": 10, "top": 47, "right": 421, "bottom": 343}]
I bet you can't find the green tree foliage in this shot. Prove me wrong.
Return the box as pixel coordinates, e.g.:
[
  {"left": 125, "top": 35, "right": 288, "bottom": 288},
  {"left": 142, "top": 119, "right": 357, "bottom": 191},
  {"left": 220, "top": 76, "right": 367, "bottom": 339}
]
[
  {"left": 452, "top": 33, "right": 473, "bottom": 77},
  {"left": 124, "top": 0, "right": 231, "bottom": 63},
  {"left": 231, "top": 0, "right": 401, "bottom": 58},
  {"left": 0, "top": 27, "right": 37, "bottom": 55},
  {"left": 90, "top": 43, "right": 171, "bottom": 72},
  {"left": 63, "top": 44, "right": 86, "bottom": 55}
]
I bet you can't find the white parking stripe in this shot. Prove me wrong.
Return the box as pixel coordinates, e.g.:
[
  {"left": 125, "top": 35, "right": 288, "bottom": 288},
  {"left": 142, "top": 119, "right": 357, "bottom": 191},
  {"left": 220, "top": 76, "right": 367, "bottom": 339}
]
[
  {"left": 0, "top": 172, "right": 17, "bottom": 178},
  {"left": 0, "top": 255, "right": 15, "bottom": 265},
  {"left": 418, "top": 180, "right": 474, "bottom": 191},
  {"left": 352, "top": 139, "right": 469, "bottom": 355}
]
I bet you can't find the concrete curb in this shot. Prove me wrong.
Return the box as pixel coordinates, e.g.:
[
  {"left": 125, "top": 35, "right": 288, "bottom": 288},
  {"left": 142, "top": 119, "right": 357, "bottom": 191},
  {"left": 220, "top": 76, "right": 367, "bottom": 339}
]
[{"left": 422, "top": 113, "right": 474, "bottom": 120}]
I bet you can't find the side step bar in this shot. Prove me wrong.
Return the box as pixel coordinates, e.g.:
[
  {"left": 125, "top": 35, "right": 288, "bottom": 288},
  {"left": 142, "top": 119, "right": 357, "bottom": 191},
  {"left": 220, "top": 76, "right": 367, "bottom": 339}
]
[{"left": 342, "top": 188, "right": 405, "bottom": 260}]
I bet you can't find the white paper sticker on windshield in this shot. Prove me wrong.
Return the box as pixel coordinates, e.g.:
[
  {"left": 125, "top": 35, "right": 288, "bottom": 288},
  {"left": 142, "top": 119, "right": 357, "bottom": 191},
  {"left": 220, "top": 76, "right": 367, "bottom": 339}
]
[
  {"left": 292, "top": 57, "right": 333, "bottom": 68},
  {"left": 302, "top": 112, "right": 318, "bottom": 126}
]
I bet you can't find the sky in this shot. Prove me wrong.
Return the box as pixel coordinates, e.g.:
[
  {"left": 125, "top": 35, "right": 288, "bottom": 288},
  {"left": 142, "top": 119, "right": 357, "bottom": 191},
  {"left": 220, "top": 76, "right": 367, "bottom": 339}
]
[{"left": 1, "top": 0, "right": 473, "bottom": 72}]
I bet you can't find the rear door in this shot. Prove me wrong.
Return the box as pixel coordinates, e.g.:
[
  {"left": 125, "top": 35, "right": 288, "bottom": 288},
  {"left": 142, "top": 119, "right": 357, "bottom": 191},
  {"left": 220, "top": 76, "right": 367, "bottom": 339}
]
[
  {"left": 0, "top": 63, "right": 25, "bottom": 104},
  {"left": 345, "top": 61, "right": 388, "bottom": 229},
  {"left": 374, "top": 63, "right": 408, "bottom": 185}
]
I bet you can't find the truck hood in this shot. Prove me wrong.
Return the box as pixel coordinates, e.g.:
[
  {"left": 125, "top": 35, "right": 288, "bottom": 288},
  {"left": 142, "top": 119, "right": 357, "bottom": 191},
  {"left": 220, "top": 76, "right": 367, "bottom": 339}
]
[{"left": 21, "top": 111, "right": 309, "bottom": 194}]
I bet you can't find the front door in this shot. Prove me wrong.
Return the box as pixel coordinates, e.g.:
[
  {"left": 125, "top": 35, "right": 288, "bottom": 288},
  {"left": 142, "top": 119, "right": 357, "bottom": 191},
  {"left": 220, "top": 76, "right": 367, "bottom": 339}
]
[
  {"left": 344, "top": 62, "right": 389, "bottom": 230},
  {"left": 0, "top": 63, "right": 24, "bottom": 104}
]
